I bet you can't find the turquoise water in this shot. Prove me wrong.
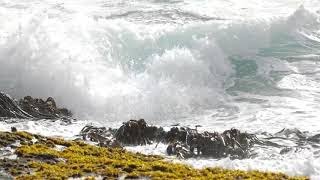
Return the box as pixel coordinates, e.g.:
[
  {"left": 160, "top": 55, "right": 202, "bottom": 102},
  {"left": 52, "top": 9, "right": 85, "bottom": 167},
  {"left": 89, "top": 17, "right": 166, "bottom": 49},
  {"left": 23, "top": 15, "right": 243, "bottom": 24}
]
[{"left": 0, "top": 0, "right": 320, "bottom": 177}]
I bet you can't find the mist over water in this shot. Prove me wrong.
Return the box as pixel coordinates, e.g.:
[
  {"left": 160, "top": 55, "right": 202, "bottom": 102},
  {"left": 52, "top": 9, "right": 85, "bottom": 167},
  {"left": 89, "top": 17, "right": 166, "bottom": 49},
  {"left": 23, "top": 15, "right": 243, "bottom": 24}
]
[{"left": 1, "top": 0, "right": 320, "bottom": 177}]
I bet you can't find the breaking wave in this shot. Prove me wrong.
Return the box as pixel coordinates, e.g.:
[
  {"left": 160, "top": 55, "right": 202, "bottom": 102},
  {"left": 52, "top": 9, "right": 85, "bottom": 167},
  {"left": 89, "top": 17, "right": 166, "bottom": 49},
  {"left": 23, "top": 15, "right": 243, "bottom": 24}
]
[
  {"left": 1, "top": 0, "right": 320, "bottom": 177},
  {"left": 0, "top": 4, "right": 319, "bottom": 124}
]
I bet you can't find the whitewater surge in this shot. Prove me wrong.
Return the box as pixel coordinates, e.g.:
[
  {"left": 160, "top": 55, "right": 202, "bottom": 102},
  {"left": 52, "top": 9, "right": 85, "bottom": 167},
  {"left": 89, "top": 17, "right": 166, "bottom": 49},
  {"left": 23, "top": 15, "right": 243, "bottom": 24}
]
[{"left": 1, "top": 0, "right": 320, "bottom": 177}]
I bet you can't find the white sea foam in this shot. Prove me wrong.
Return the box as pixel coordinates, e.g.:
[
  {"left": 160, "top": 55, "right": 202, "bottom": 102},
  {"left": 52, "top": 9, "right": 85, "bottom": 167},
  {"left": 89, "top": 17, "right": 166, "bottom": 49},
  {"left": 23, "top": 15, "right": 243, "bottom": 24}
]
[{"left": 1, "top": 0, "right": 320, "bottom": 177}]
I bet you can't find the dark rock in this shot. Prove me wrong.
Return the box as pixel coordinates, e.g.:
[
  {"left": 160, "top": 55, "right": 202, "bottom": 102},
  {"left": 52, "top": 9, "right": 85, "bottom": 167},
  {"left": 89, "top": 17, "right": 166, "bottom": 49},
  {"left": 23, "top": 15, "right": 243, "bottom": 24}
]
[
  {"left": 11, "top": 127, "right": 17, "bottom": 133},
  {"left": 0, "top": 158, "right": 31, "bottom": 176},
  {"left": 166, "top": 142, "right": 193, "bottom": 158},
  {"left": 274, "top": 128, "right": 307, "bottom": 140},
  {"left": 79, "top": 125, "right": 121, "bottom": 148},
  {"left": 280, "top": 147, "right": 293, "bottom": 154},
  {"left": 163, "top": 126, "right": 258, "bottom": 159},
  {"left": 0, "top": 92, "right": 33, "bottom": 119},
  {"left": 308, "top": 134, "right": 320, "bottom": 143},
  {"left": 115, "top": 119, "right": 165, "bottom": 146},
  {"left": 0, "top": 92, "right": 72, "bottom": 120},
  {"left": 18, "top": 96, "right": 72, "bottom": 119},
  {"left": 80, "top": 120, "right": 258, "bottom": 159}
]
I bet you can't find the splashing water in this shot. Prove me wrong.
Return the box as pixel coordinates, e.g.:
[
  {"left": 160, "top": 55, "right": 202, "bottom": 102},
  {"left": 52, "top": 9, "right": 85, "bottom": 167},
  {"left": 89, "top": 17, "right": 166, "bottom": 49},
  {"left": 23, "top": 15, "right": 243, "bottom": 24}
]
[{"left": 1, "top": 0, "right": 320, "bottom": 177}]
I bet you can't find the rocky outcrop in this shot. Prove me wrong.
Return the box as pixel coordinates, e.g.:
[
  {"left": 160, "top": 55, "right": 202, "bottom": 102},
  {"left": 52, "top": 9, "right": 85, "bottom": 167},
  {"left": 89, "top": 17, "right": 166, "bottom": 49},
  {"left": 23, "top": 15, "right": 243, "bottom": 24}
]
[
  {"left": 80, "top": 120, "right": 258, "bottom": 159},
  {"left": 18, "top": 96, "right": 72, "bottom": 119},
  {"left": 0, "top": 92, "right": 72, "bottom": 120},
  {"left": 0, "top": 130, "right": 304, "bottom": 180},
  {"left": 164, "top": 127, "right": 258, "bottom": 159},
  {"left": 115, "top": 119, "right": 165, "bottom": 145},
  {"left": 0, "top": 93, "right": 33, "bottom": 119},
  {"left": 79, "top": 125, "right": 120, "bottom": 148}
]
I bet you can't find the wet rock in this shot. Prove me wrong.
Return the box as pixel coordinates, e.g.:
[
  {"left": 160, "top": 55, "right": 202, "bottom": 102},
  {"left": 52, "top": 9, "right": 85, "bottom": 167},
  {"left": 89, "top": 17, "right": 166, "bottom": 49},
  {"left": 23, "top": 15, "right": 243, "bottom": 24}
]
[
  {"left": 0, "top": 131, "right": 33, "bottom": 148},
  {"left": 164, "top": 127, "right": 257, "bottom": 159},
  {"left": 0, "top": 92, "right": 73, "bottom": 120},
  {"left": 280, "top": 147, "right": 293, "bottom": 154},
  {"left": 0, "top": 92, "right": 33, "bottom": 119},
  {"left": 79, "top": 120, "right": 165, "bottom": 146},
  {"left": 81, "top": 120, "right": 258, "bottom": 159},
  {"left": 165, "top": 127, "right": 196, "bottom": 143},
  {"left": 11, "top": 127, "right": 17, "bottom": 133},
  {"left": 0, "top": 130, "right": 303, "bottom": 180},
  {"left": 166, "top": 142, "right": 194, "bottom": 159},
  {"left": 0, "top": 92, "right": 72, "bottom": 120},
  {"left": 18, "top": 96, "right": 72, "bottom": 119},
  {"left": 221, "top": 128, "right": 258, "bottom": 158},
  {"left": 0, "top": 158, "right": 30, "bottom": 176},
  {"left": 262, "top": 128, "right": 320, "bottom": 152},
  {"left": 274, "top": 128, "right": 307, "bottom": 140},
  {"left": 80, "top": 125, "right": 121, "bottom": 148},
  {"left": 308, "top": 134, "right": 320, "bottom": 143},
  {"left": 115, "top": 119, "right": 165, "bottom": 146}
]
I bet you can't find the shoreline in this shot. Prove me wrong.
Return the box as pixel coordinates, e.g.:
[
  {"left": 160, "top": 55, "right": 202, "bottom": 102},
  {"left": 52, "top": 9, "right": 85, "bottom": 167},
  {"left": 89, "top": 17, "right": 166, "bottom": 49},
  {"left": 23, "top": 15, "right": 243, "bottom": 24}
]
[
  {"left": 0, "top": 130, "right": 307, "bottom": 179},
  {"left": 0, "top": 93, "right": 318, "bottom": 178}
]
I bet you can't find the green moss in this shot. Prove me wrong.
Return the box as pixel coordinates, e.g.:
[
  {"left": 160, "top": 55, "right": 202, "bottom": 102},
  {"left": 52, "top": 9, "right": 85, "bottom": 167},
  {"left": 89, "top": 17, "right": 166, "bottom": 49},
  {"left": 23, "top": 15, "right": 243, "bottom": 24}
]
[
  {"left": 46, "top": 137, "right": 74, "bottom": 147},
  {"left": 0, "top": 131, "right": 35, "bottom": 147},
  {"left": 15, "top": 131, "right": 34, "bottom": 140},
  {"left": 0, "top": 131, "right": 309, "bottom": 180}
]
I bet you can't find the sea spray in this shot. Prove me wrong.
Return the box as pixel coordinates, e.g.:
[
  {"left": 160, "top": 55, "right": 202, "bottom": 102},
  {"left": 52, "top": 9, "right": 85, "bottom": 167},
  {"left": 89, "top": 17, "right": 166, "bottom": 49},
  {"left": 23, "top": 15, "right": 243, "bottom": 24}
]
[{"left": 1, "top": 0, "right": 320, "bottom": 176}]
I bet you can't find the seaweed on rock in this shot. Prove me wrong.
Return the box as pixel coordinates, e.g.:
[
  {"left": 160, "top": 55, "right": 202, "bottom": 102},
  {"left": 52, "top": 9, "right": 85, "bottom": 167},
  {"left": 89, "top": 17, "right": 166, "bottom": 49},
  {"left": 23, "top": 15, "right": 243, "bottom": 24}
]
[
  {"left": 80, "top": 125, "right": 121, "bottom": 148},
  {"left": 115, "top": 119, "right": 165, "bottom": 146},
  {"left": 0, "top": 130, "right": 308, "bottom": 180},
  {"left": 80, "top": 120, "right": 260, "bottom": 159},
  {"left": 163, "top": 126, "right": 259, "bottom": 159}
]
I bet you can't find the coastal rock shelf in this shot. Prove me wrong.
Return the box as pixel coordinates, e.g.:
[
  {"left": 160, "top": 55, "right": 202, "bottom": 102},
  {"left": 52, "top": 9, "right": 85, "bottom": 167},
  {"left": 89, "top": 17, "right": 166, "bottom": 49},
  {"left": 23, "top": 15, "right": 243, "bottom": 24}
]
[
  {"left": 81, "top": 119, "right": 259, "bottom": 159},
  {"left": 0, "top": 131, "right": 307, "bottom": 179},
  {"left": 0, "top": 92, "right": 315, "bottom": 179}
]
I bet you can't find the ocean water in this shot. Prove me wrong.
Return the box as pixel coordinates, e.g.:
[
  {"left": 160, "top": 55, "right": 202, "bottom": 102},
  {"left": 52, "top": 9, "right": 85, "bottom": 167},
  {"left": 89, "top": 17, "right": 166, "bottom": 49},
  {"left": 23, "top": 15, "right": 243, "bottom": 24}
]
[{"left": 1, "top": 0, "right": 320, "bottom": 177}]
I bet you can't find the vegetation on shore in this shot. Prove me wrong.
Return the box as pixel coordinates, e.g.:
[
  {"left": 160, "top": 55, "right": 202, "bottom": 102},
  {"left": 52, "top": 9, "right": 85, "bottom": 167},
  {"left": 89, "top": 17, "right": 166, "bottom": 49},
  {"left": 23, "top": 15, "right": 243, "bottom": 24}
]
[{"left": 0, "top": 131, "right": 308, "bottom": 180}]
